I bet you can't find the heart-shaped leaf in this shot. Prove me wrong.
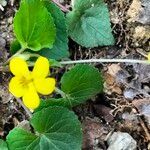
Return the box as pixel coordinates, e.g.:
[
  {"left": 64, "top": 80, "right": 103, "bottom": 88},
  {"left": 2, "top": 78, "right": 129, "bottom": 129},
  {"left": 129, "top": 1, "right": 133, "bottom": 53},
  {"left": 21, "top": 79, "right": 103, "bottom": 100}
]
[
  {"left": 14, "top": 0, "right": 56, "bottom": 51},
  {"left": 67, "top": 0, "right": 114, "bottom": 47},
  {"left": 60, "top": 64, "right": 103, "bottom": 106},
  {"left": 7, "top": 106, "right": 82, "bottom": 150}
]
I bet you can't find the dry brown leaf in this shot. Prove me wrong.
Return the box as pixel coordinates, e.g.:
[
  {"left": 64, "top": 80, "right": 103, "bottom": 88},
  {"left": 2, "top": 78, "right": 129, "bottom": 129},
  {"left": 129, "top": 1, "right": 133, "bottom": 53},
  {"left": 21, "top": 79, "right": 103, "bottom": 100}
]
[
  {"left": 127, "top": 0, "right": 142, "bottom": 22},
  {"left": 132, "top": 98, "right": 150, "bottom": 125},
  {"left": 133, "top": 26, "right": 150, "bottom": 43},
  {"left": 107, "top": 64, "right": 121, "bottom": 77},
  {"left": 104, "top": 73, "right": 115, "bottom": 86},
  {"left": 104, "top": 73, "right": 122, "bottom": 95},
  {"left": 94, "top": 104, "right": 114, "bottom": 123},
  {"left": 82, "top": 117, "right": 108, "bottom": 150},
  {"left": 112, "top": 85, "right": 122, "bottom": 95}
]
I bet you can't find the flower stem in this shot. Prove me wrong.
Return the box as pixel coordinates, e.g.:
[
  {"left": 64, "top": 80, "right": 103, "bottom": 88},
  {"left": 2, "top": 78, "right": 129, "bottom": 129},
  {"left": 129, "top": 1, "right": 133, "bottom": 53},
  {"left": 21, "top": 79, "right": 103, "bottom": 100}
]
[
  {"left": 16, "top": 98, "right": 32, "bottom": 118},
  {"left": 60, "top": 59, "right": 149, "bottom": 65},
  {"left": 4, "top": 48, "right": 26, "bottom": 65},
  {"left": 0, "top": 58, "right": 149, "bottom": 72},
  {"left": 29, "top": 53, "right": 41, "bottom": 58},
  {"left": 55, "top": 87, "right": 66, "bottom": 98}
]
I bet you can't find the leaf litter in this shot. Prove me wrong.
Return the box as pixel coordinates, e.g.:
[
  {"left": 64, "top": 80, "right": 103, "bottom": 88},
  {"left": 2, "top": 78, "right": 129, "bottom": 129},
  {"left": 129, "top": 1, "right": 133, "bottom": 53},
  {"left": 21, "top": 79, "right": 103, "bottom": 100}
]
[{"left": 0, "top": 0, "right": 150, "bottom": 149}]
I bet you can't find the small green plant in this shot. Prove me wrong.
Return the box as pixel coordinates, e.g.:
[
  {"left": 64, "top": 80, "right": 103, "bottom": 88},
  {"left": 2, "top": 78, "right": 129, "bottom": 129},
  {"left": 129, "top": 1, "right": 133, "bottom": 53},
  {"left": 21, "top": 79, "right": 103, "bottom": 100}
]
[
  {"left": 0, "top": 0, "right": 149, "bottom": 149},
  {"left": 4, "top": 56, "right": 103, "bottom": 149},
  {"left": 0, "top": 0, "right": 104, "bottom": 149}
]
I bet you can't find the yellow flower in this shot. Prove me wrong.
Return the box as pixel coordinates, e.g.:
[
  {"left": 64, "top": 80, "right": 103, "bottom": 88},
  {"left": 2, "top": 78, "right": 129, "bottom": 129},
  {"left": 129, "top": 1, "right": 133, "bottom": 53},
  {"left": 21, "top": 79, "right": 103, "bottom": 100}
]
[
  {"left": 9, "top": 56, "right": 56, "bottom": 109},
  {"left": 148, "top": 53, "right": 150, "bottom": 61}
]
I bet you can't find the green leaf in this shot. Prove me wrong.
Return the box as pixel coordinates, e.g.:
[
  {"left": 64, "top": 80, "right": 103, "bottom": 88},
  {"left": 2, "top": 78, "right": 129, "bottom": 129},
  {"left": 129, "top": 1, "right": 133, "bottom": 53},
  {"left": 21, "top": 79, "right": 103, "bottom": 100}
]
[
  {"left": 10, "top": 40, "right": 62, "bottom": 67},
  {"left": 0, "top": 139, "right": 8, "bottom": 150},
  {"left": 35, "top": 65, "right": 103, "bottom": 109},
  {"left": 38, "top": 1, "right": 69, "bottom": 60},
  {"left": 67, "top": 0, "right": 114, "bottom": 47},
  {"left": 6, "top": 128, "right": 39, "bottom": 150},
  {"left": 35, "top": 98, "right": 72, "bottom": 112},
  {"left": 60, "top": 64, "right": 103, "bottom": 106},
  {"left": 10, "top": 39, "right": 21, "bottom": 55},
  {"left": 7, "top": 107, "right": 82, "bottom": 150},
  {"left": 49, "top": 59, "right": 62, "bottom": 67},
  {"left": 14, "top": 0, "right": 56, "bottom": 51}
]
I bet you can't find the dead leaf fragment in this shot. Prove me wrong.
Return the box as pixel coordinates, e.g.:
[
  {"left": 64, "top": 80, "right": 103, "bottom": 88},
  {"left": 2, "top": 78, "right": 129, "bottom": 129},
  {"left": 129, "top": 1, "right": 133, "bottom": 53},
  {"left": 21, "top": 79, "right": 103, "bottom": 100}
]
[
  {"left": 107, "top": 64, "right": 121, "bottom": 77},
  {"left": 133, "top": 26, "right": 150, "bottom": 43},
  {"left": 133, "top": 26, "right": 146, "bottom": 39},
  {"left": 104, "top": 73, "right": 115, "bottom": 86},
  {"left": 82, "top": 117, "right": 108, "bottom": 150},
  {"left": 137, "top": 0, "right": 150, "bottom": 25},
  {"left": 132, "top": 98, "right": 150, "bottom": 125},
  {"left": 94, "top": 104, "right": 114, "bottom": 123},
  {"left": 127, "top": 0, "right": 142, "bottom": 22}
]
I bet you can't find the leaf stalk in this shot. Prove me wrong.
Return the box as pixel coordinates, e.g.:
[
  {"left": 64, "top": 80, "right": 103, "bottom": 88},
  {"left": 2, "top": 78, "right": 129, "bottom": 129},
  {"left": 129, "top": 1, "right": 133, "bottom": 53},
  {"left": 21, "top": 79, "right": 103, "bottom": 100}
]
[{"left": 60, "top": 59, "right": 149, "bottom": 65}]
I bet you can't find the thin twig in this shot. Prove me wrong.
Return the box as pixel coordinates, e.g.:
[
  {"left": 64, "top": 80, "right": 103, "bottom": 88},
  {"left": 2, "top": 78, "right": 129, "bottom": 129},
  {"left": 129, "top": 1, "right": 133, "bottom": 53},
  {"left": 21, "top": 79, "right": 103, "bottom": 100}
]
[
  {"left": 0, "top": 58, "right": 149, "bottom": 72},
  {"left": 136, "top": 49, "right": 147, "bottom": 58},
  {"left": 52, "top": 0, "right": 70, "bottom": 12},
  {"left": 133, "top": 107, "right": 150, "bottom": 142},
  {"left": 16, "top": 98, "right": 32, "bottom": 118},
  {"left": 10, "top": 0, "right": 15, "bottom": 6},
  {"left": 138, "top": 116, "right": 150, "bottom": 142},
  {"left": 60, "top": 59, "right": 149, "bottom": 65},
  {"left": 0, "top": 4, "right": 4, "bottom": 11},
  {"left": 4, "top": 48, "right": 26, "bottom": 65}
]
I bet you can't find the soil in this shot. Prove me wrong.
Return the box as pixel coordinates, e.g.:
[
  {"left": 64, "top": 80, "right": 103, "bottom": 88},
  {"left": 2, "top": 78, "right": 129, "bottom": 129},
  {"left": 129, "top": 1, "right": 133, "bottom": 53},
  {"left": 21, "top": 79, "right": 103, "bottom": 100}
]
[{"left": 0, "top": 0, "right": 150, "bottom": 150}]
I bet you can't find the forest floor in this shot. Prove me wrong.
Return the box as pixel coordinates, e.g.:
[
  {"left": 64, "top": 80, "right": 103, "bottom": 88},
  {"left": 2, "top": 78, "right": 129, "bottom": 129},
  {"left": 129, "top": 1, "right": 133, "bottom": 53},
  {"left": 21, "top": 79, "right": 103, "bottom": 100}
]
[{"left": 0, "top": 0, "right": 150, "bottom": 149}]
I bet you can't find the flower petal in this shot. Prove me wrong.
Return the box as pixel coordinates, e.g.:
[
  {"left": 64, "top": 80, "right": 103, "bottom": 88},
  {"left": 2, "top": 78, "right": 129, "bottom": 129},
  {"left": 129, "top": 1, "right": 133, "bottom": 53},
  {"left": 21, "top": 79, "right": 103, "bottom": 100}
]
[
  {"left": 22, "top": 83, "right": 40, "bottom": 109},
  {"left": 34, "top": 78, "right": 56, "bottom": 95},
  {"left": 32, "top": 57, "right": 49, "bottom": 78},
  {"left": 10, "top": 57, "right": 30, "bottom": 76},
  {"left": 9, "top": 77, "right": 27, "bottom": 97}
]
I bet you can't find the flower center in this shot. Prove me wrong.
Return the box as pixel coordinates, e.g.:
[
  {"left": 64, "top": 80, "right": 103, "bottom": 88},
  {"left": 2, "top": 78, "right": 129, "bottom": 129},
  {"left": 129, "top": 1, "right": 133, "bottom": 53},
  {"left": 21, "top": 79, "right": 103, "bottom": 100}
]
[{"left": 20, "top": 76, "right": 32, "bottom": 87}]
